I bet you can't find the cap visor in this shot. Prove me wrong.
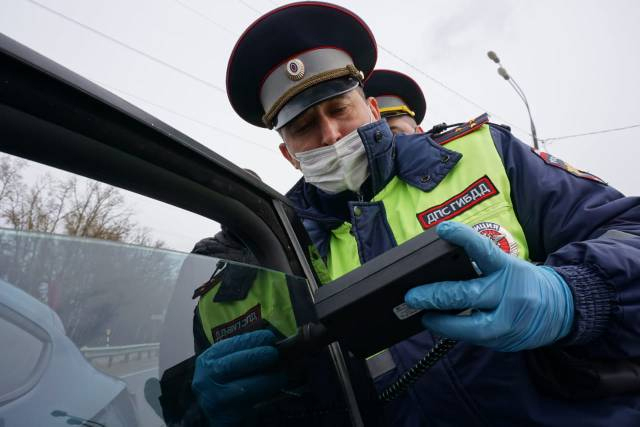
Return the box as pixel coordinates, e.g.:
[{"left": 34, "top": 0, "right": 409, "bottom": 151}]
[{"left": 273, "top": 76, "right": 360, "bottom": 130}]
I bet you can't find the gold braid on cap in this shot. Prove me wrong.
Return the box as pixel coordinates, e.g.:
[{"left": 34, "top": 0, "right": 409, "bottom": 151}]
[{"left": 262, "top": 64, "right": 363, "bottom": 128}]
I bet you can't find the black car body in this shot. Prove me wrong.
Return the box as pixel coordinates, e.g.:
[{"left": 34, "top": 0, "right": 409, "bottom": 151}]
[{"left": 0, "top": 33, "right": 366, "bottom": 426}]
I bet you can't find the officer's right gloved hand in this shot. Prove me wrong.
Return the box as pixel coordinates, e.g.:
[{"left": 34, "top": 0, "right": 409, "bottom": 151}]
[
  {"left": 192, "top": 329, "right": 287, "bottom": 426},
  {"left": 405, "top": 221, "right": 574, "bottom": 352}
]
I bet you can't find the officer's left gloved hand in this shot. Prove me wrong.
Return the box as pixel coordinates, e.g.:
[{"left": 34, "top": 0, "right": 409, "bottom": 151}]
[
  {"left": 192, "top": 329, "right": 287, "bottom": 426},
  {"left": 405, "top": 221, "right": 575, "bottom": 352}
]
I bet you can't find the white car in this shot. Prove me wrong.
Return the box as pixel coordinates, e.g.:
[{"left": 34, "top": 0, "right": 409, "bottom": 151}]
[{"left": 0, "top": 279, "right": 137, "bottom": 426}]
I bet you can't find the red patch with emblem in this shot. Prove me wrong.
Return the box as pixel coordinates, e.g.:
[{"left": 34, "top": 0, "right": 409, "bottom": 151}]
[
  {"left": 417, "top": 176, "right": 499, "bottom": 229},
  {"left": 472, "top": 222, "right": 519, "bottom": 256},
  {"left": 532, "top": 149, "right": 606, "bottom": 185}
]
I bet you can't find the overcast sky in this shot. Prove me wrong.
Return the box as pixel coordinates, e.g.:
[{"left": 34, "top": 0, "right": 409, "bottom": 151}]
[{"left": 1, "top": 0, "right": 639, "bottom": 251}]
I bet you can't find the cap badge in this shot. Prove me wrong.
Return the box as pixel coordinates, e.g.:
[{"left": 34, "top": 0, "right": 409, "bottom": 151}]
[{"left": 285, "top": 58, "right": 305, "bottom": 81}]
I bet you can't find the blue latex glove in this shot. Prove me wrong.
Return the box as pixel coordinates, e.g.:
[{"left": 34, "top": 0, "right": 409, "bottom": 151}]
[
  {"left": 405, "top": 221, "right": 575, "bottom": 352},
  {"left": 192, "top": 329, "right": 287, "bottom": 426}
]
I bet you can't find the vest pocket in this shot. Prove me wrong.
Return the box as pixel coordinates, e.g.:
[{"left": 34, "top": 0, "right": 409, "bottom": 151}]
[{"left": 455, "top": 202, "right": 512, "bottom": 227}]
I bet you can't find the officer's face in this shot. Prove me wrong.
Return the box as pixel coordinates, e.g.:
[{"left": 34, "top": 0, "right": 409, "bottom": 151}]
[
  {"left": 278, "top": 89, "right": 380, "bottom": 169},
  {"left": 386, "top": 115, "right": 423, "bottom": 135}
]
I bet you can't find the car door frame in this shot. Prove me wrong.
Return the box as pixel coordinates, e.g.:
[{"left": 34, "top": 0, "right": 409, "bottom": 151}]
[{"left": 0, "top": 34, "right": 365, "bottom": 426}]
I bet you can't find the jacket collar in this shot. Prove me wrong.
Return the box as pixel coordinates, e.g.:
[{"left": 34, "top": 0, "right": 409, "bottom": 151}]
[{"left": 285, "top": 119, "right": 462, "bottom": 227}]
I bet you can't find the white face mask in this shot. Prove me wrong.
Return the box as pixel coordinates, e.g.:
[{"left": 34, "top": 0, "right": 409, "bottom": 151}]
[{"left": 294, "top": 127, "right": 370, "bottom": 194}]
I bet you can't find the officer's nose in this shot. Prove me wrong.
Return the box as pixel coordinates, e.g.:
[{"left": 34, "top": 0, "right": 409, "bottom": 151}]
[{"left": 318, "top": 116, "right": 343, "bottom": 147}]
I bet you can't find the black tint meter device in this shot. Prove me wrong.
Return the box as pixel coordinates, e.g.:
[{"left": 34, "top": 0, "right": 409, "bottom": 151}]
[{"left": 312, "top": 227, "right": 477, "bottom": 357}]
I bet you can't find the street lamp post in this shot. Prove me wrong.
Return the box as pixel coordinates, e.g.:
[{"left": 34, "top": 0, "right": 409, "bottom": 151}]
[{"left": 487, "top": 51, "right": 540, "bottom": 150}]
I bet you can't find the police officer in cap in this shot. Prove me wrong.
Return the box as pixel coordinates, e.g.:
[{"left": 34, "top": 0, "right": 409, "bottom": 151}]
[
  {"left": 192, "top": 2, "right": 640, "bottom": 426},
  {"left": 364, "top": 69, "right": 426, "bottom": 135}
]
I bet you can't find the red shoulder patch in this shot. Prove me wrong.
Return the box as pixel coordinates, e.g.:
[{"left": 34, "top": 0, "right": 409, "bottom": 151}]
[
  {"left": 532, "top": 149, "right": 607, "bottom": 185},
  {"left": 433, "top": 113, "right": 490, "bottom": 146}
]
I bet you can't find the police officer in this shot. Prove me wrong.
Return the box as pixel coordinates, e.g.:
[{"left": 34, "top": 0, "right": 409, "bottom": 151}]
[
  {"left": 364, "top": 69, "right": 426, "bottom": 135},
  {"left": 192, "top": 2, "right": 640, "bottom": 426}
]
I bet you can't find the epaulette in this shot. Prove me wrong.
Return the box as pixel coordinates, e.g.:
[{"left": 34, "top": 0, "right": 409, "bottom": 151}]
[
  {"left": 432, "top": 113, "right": 490, "bottom": 146},
  {"left": 192, "top": 260, "right": 226, "bottom": 299}
]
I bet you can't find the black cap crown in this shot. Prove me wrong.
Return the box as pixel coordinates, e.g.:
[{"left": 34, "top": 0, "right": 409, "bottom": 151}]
[{"left": 226, "top": 2, "right": 377, "bottom": 129}]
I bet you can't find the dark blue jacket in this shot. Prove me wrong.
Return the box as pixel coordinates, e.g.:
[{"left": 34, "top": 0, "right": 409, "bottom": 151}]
[{"left": 286, "top": 117, "right": 640, "bottom": 426}]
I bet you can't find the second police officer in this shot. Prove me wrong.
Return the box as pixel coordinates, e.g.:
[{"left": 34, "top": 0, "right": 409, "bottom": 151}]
[{"left": 364, "top": 69, "right": 426, "bottom": 136}]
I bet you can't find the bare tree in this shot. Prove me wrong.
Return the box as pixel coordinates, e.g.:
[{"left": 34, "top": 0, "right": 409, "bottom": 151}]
[
  {"left": 0, "top": 155, "right": 26, "bottom": 203},
  {"left": 3, "top": 175, "right": 67, "bottom": 233},
  {"left": 0, "top": 155, "right": 177, "bottom": 347},
  {"left": 64, "top": 178, "right": 135, "bottom": 241},
  {"left": 0, "top": 155, "right": 164, "bottom": 247}
]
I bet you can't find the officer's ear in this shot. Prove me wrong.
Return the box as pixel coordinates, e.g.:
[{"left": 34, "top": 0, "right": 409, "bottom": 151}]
[
  {"left": 278, "top": 142, "right": 300, "bottom": 170},
  {"left": 367, "top": 96, "right": 381, "bottom": 120}
]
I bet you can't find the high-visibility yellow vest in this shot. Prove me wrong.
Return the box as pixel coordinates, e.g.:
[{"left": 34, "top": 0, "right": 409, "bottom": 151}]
[
  {"left": 196, "top": 262, "right": 298, "bottom": 345},
  {"left": 326, "top": 124, "right": 530, "bottom": 280}
]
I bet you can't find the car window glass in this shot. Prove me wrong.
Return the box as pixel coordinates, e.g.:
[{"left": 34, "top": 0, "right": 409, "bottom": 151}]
[{"left": 0, "top": 153, "right": 309, "bottom": 426}]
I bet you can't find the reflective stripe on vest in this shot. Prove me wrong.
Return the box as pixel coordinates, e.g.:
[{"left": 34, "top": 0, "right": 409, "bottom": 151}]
[
  {"left": 326, "top": 124, "right": 530, "bottom": 280},
  {"left": 197, "top": 269, "right": 298, "bottom": 345}
]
